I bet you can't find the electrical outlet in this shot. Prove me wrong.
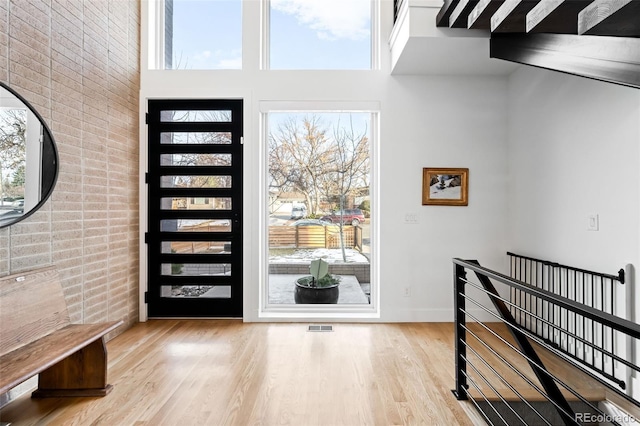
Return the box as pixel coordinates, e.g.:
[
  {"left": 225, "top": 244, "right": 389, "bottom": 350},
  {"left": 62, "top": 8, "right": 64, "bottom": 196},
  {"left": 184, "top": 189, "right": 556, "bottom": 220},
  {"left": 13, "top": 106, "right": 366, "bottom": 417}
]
[
  {"left": 403, "top": 286, "right": 411, "bottom": 297},
  {"left": 404, "top": 212, "right": 419, "bottom": 224}
]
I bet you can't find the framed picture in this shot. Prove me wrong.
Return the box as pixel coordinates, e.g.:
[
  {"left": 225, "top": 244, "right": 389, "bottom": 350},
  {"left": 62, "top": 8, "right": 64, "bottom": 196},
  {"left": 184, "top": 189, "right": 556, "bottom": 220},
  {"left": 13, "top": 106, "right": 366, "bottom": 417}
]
[{"left": 422, "top": 168, "right": 469, "bottom": 206}]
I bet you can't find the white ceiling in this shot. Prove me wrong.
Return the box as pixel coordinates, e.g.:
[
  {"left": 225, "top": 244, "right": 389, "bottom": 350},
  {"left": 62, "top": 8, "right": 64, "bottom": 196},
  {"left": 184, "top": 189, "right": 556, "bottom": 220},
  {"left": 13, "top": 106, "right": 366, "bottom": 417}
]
[{"left": 388, "top": 1, "right": 520, "bottom": 76}]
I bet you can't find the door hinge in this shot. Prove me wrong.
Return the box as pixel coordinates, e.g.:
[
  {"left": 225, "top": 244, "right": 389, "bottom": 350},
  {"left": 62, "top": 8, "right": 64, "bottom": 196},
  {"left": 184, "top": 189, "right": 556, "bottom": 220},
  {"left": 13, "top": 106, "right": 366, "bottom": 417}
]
[
  {"left": 144, "top": 232, "right": 149, "bottom": 244},
  {"left": 144, "top": 291, "right": 148, "bottom": 303},
  {"left": 145, "top": 172, "right": 149, "bottom": 184},
  {"left": 240, "top": 136, "right": 244, "bottom": 145},
  {"left": 145, "top": 112, "right": 149, "bottom": 124}
]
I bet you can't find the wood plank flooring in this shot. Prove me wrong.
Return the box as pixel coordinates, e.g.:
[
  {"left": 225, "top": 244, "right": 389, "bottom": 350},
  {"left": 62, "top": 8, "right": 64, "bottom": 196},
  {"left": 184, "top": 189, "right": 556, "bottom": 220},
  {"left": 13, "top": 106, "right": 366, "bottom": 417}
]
[
  {"left": 0, "top": 321, "right": 605, "bottom": 426},
  {"left": 0, "top": 321, "right": 476, "bottom": 426}
]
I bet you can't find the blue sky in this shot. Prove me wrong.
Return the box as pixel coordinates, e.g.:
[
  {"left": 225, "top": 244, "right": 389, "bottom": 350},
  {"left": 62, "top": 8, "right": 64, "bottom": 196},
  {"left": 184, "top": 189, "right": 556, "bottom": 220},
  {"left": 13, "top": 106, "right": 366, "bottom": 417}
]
[{"left": 170, "top": 0, "right": 371, "bottom": 70}]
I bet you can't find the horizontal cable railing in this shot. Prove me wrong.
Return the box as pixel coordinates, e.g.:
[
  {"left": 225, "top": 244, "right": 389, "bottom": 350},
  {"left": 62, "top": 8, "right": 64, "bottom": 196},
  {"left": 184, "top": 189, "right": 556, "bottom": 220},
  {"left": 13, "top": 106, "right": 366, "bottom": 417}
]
[
  {"left": 453, "top": 258, "right": 640, "bottom": 426},
  {"left": 507, "top": 252, "right": 627, "bottom": 390}
]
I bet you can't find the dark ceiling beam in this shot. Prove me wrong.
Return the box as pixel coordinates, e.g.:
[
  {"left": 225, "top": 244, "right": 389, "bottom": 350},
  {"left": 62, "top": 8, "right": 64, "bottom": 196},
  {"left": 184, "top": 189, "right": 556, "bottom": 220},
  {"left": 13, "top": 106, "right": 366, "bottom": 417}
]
[
  {"left": 468, "top": 0, "right": 505, "bottom": 29},
  {"left": 490, "top": 33, "right": 640, "bottom": 88},
  {"left": 436, "top": 0, "right": 462, "bottom": 27},
  {"left": 449, "top": 0, "right": 480, "bottom": 28},
  {"left": 578, "top": 0, "right": 640, "bottom": 37},
  {"left": 491, "top": 0, "right": 542, "bottom": 33},
  {"left": 526, "top": 0, "right": 595, "bottom": 34}
]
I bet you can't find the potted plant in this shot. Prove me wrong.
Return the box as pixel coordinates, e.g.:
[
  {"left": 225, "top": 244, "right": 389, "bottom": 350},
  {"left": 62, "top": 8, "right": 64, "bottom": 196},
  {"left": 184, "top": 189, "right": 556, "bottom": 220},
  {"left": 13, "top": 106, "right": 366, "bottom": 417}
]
[{"left": 294, "top": 258, "right": 341, "bottom": 304}]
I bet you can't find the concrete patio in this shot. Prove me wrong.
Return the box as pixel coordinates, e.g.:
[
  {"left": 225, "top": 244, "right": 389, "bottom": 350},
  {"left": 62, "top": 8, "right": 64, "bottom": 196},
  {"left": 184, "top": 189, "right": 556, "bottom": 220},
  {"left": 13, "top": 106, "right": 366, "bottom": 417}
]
[{"left": 268, "top": 274, "right": 369, "bottom": 304}]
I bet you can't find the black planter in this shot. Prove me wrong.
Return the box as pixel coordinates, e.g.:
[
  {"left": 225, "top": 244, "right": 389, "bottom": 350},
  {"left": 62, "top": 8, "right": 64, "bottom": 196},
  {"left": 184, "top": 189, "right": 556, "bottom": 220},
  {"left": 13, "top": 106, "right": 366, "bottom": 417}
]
[{"left": 294, "top": 277, "right": 339, "bottom": 304}]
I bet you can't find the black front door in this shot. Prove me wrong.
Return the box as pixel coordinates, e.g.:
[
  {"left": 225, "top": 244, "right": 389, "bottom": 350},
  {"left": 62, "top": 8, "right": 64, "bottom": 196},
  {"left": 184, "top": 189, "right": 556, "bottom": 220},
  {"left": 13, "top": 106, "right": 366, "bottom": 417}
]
[{"left": 146, "top": 99, "right": 243, "bottom": 317}]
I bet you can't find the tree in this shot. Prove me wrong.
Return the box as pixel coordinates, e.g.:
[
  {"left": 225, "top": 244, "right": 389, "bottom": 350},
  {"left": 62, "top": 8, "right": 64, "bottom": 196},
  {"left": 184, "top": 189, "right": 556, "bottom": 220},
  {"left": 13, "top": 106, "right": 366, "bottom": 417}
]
[
  {"left": 268, "top": 115, "right": 335, "bottom": 216},
  {"left": 0, "top": 109, "right": 26, "bottom": 200},
  {"left": 323, "top": 116, "right": 369, "bottom": 261},
  {"left": 322, "top": 116, "right": 369, "bottom": 205},
  {"left": 268, "top": 113, "right": 371, "bottom": 261}
]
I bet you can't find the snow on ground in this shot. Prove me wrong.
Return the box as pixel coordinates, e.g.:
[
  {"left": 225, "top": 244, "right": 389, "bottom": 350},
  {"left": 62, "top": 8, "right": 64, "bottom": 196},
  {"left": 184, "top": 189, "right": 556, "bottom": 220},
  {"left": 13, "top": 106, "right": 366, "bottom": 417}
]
[
  {"left": 430, "top": 183, "right": 461, "bottom": 200},
  {"left": 269, "top": 248, "right": 369, "bottom": 263}
]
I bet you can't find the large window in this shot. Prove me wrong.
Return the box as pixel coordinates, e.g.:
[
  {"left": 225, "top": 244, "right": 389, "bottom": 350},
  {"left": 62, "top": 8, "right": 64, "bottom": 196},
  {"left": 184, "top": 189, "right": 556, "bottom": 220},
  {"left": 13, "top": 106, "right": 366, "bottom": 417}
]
[
  {"left": 265, "top": 110, "right": 374, "bottom": 307},
  {"left": 268, "top": 0, "right": 373, "bottom": 70},
  {"left": 163, "top": 0, "right": 242, "bottom": 70},
  {"left": 152, "top": 0, "right": 376, "bottom": 70}
]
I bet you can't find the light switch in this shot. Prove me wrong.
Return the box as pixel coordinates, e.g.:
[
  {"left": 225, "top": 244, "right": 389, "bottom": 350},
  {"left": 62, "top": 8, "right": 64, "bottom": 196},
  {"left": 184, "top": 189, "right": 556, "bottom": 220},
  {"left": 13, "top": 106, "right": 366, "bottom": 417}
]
[{"left": 587, "top": 214, "right": 599, "bottom": 231}]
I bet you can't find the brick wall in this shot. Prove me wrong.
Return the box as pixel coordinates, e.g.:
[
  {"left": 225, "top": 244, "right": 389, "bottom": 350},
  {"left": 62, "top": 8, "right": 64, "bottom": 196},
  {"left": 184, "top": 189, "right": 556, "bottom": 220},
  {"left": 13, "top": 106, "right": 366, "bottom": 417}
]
[{"left": 0, "top": 0, "right": 140, "bottom": 329}]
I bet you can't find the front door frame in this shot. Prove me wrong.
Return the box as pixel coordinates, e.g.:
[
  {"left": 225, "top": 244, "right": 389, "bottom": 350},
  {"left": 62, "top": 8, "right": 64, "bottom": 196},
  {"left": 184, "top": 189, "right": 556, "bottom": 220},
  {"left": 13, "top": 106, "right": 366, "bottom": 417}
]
[{"left": 144, "top": 98, "right": 244, "bottom": 318}]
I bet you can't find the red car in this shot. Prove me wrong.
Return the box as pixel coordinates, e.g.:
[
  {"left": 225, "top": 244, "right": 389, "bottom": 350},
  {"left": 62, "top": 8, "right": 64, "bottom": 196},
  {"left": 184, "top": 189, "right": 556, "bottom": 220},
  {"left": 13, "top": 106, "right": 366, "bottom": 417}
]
[{"left": 320, "top": 209, "right": 365, "bottom": 226}]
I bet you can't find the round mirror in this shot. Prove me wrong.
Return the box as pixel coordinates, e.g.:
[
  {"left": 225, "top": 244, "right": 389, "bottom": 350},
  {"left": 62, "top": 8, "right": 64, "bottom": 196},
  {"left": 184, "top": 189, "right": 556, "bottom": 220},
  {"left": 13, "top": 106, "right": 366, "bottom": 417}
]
[{"left": 0, "top": 82, "right": 58, "bottom": 229}]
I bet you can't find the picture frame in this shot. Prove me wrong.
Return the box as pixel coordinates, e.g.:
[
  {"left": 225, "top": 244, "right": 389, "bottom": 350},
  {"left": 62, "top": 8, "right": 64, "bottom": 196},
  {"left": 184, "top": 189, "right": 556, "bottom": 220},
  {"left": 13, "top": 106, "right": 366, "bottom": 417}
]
[{"left": 422, "top": 168, "right": 469, "bottom": 206}]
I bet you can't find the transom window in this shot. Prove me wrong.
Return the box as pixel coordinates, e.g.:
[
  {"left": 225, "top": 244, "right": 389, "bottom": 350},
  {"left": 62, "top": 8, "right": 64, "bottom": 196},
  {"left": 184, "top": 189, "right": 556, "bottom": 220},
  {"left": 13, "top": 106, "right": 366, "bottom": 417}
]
[
  {"left": 162, "top": 0, "right": 242, "bottom": 70},
  {"left": 268, "top": 0, "right": 373, "bottom": 70},
  {"left": 150, "top": 0, "right": 376, "bottom": 71}
]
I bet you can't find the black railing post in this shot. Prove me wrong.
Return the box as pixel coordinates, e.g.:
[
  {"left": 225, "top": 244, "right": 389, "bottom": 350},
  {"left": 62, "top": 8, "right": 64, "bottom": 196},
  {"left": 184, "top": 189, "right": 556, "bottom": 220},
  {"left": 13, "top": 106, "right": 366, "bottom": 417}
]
[{"left": 453, "top": 263, "right": 468, "bottom": 400}]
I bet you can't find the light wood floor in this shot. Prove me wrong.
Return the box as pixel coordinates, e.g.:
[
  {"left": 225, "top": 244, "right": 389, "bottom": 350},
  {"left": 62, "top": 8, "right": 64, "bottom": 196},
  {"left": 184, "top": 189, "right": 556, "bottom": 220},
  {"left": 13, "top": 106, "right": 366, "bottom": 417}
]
[
  {"left": 0, "top": 321, "right": 479, "bottom": 426},
  {"left": 0, "top": 321, "right": 604, "bottom": 426}
]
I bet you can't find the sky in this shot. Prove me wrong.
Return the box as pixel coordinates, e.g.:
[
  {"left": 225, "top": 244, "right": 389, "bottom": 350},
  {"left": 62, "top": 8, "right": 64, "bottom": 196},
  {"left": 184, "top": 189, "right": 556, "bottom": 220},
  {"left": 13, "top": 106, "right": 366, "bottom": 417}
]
[{"left": 170, "top": 0, "right": 371, "bottom": 70}]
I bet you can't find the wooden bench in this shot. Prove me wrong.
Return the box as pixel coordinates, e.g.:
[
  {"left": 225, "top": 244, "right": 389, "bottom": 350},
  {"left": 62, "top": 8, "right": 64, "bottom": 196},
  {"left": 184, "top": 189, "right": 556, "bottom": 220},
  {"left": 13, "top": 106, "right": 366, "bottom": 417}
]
[{"left": 0, "top": 266, "right": 123, "bottom": 398}]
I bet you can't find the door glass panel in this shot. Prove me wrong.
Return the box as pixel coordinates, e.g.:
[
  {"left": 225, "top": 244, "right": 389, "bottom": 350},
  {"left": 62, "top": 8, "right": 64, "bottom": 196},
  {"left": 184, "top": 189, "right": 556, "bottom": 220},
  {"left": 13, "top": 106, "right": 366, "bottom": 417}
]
[
  {"left": 161, "top": 197, "right": 232, "bottom": 210},
  {"left": 160, "top": 110, "right": 232, "bottom": 122},
  {"left": 161, "top": 153, "right": 232, "bottom": 166},
  {"left": 161, "top": 175, "right": 232, "bottom": 188},
  {"left": 161, "top": 219, "right": 232, "bottom": 232},
  {"left": 161, "top": 263, "right": 231, "bottom": 276},
  {"left": 160, "top": 132, "right": 232, "bottom": 145},
  {"left": 163, "top": 241, "right": 231, "bottom": 254},
  {"left": 161, "top": 285, "right": 231, "bottom": 299}
]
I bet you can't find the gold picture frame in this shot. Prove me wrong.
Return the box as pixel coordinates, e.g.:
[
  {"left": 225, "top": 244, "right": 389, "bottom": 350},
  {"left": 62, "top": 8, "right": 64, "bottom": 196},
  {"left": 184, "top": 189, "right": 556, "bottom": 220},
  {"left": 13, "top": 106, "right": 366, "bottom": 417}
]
[{"left": 422, "top": 168, "right": 469, "bottom": 206}]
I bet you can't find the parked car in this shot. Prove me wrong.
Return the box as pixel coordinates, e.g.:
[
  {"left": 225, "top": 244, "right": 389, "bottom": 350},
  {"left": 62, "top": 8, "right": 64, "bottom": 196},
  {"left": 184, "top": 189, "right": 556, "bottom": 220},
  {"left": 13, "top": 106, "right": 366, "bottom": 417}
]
[
  {"left": 320, "top": 209, "right": 365, "bottom": 226},
  {"left": 290, "top": 204, "right": 307, "bottom": 219}
]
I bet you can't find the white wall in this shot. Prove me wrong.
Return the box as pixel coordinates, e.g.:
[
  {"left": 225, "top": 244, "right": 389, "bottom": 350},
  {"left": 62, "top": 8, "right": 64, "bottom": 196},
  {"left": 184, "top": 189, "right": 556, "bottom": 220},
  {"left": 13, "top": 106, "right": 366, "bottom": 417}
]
[
  {"left": 507, "top": 67, "right": 640, "bottom": 396},
  {"left": 381, "top": 75, "right": 508, "bottom": 321},
  {"left": 139, "top": 0, "right": 510, "bottom": 322},
  {"left": 507, "top": 67, "right": 640, "bottom": 279}
]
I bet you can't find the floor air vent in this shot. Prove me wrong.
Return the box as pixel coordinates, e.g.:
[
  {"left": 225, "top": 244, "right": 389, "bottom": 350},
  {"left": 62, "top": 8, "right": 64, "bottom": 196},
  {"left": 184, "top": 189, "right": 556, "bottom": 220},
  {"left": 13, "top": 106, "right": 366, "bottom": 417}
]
[{"left": 308, "top": 325, "right": 333, "bottom": 332}]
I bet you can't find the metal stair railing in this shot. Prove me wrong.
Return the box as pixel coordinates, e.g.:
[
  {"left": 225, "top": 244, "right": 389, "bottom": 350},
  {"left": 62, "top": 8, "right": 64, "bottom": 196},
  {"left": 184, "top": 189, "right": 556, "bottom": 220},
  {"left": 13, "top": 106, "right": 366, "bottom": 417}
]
[{"left": 453, "top": 258, "right": 640, "bottom": 426}]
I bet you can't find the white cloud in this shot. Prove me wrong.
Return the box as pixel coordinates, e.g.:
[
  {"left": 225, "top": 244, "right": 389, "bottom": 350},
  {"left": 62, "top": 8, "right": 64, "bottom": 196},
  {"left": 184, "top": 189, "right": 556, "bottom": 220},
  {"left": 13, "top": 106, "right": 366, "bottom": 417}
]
[
  {"left": 271, "top": 0, "right": 370, "bottom": 41},
  {"left": 193, "top": 50, "right": 212, "bottom": 61}
]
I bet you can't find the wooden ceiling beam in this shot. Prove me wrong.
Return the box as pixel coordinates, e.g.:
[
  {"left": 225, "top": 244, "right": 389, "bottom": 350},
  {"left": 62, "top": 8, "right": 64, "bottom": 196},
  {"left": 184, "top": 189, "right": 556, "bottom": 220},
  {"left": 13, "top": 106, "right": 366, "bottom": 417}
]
[
  {"left": 449, "top": 0, "right": 481, "bottom": 28},
  {"left": 436, "top": 0, "right": 463, "bottom": 27},
  {"left": 526, "top": 0, "right": 595, "bottom": 34},
  {"left": 490, "top": 33, "right": 640, "bottom": 88},
  {"left": 578, "top": 0, "right": 640, "bottom": 37},
  {"left": 468, "top": 0, "right": 505, "bottom": 29},
  {"left": 491, "top": 0, "right": 542, "bottom": 33}
]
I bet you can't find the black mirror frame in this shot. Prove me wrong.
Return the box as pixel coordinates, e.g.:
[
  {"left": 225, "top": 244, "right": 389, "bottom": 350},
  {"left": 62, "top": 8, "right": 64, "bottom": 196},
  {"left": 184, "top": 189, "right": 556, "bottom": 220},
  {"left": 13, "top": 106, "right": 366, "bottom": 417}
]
[{"left": 0, "top": 81, "right": 59, "bottom": 229}]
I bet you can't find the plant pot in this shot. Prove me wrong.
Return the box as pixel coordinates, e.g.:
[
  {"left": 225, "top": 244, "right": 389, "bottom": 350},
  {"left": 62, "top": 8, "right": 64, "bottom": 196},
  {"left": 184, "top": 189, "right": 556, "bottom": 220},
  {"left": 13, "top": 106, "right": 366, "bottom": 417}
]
[{"left": 294, "top": 276, "right": 339, "bottom": 304}]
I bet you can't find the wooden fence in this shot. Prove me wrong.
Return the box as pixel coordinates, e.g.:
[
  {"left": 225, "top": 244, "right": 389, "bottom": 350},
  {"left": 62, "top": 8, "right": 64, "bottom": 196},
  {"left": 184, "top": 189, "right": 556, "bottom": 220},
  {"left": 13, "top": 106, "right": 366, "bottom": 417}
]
[{"left": 269, "top": 225, "right": 359, "bottom": 249}]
